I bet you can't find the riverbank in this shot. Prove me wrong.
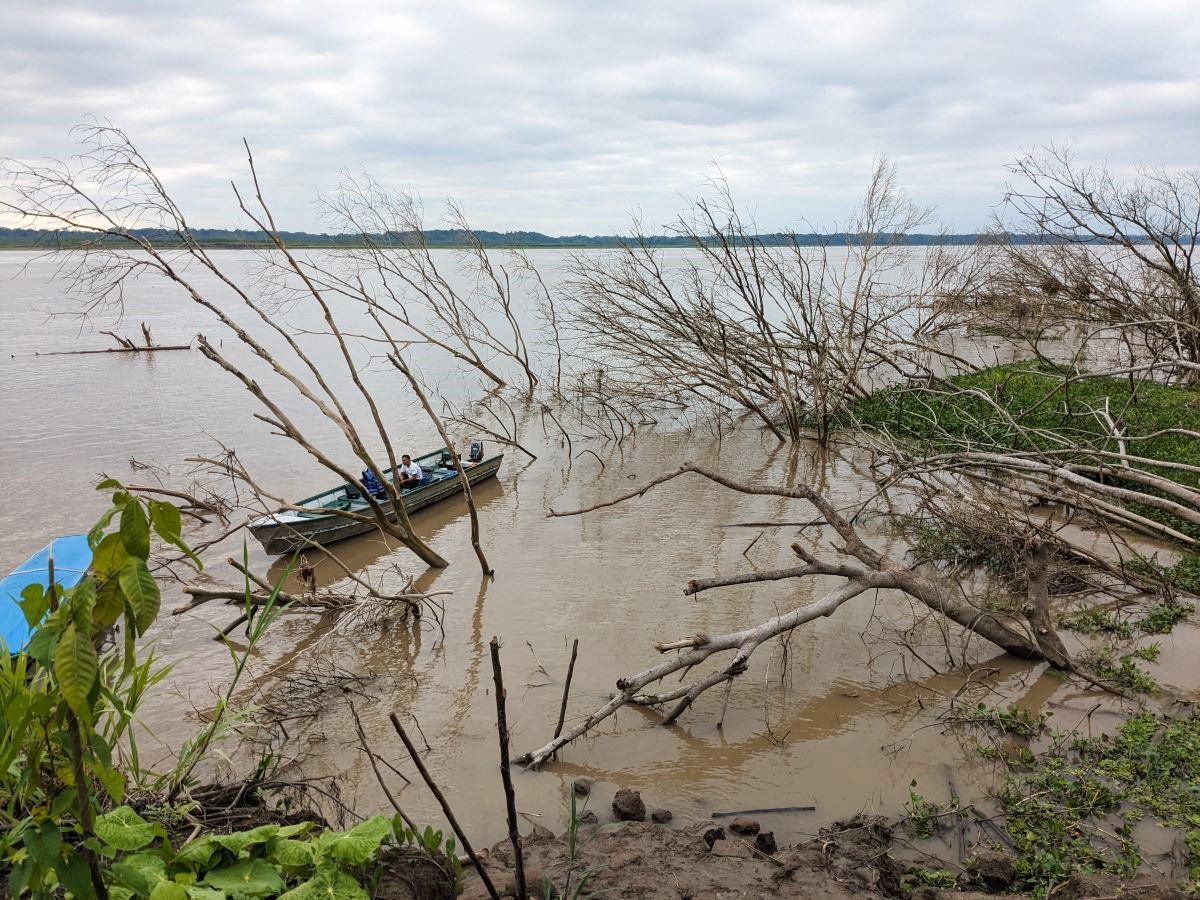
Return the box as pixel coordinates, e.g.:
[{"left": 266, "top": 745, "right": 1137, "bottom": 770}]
[{"left": 454, "top": 808, "right": 1192, "bottom": 898}]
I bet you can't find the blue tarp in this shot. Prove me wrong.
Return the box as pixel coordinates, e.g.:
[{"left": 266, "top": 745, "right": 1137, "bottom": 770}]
[{"left": 0, "top": 535, "right": 91, "bottom": 653}]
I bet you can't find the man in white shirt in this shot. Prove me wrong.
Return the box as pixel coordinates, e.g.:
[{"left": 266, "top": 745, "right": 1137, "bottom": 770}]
[{"left": 398, "top": 454, "right": 423, "bottom": 489}]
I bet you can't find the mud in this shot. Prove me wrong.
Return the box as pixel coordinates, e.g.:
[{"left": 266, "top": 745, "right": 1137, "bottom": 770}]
[{"left": 458, "top": 817, "right": 1189, "bottom": 899}]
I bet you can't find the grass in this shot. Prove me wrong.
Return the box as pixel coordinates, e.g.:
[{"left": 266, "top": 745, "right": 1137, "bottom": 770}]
[
  {"left": 849, "top": 360, "right": 1200, "bottom": 478},
  {"left": 849, "top": 359, "right": 1200, "bottom": 576}
]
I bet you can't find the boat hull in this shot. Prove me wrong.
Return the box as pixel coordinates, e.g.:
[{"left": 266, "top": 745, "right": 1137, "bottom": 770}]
[
  {"left": 249, "top": 453, "right": 503, "bottom": 556},
  {"left": 1, "top": 535, "right": 91, "bottom": 653}
]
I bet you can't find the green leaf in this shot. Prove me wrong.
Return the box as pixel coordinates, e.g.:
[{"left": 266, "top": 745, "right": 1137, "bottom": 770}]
[
  {"left": 200, "top": 859, "right": 286, "bottom": 897},
  {"left": 94, "top": 576, "right": 125, "bottom": 630},
  {"left": 174, "top": 836, "right": 221, "bottom": 870},
  {"left": 97, "top": 478, "right": 122, "bottom": 491},
  {"left": 88, "top": 503, "right": 121, "bottom": 550},
  {"left": 149, "top": 500, "right": 183, "bottom": 544},
  {"left": 211, "top": 823, "right": 280, "bottom": 856},
  {"left": 279, "top": 867, "right": 368, "bottom": 900},
  {"left": 185, "top": 888, "right": 226, "bottom": 900},
  {"left": 96, "top": 761, "right": 127, "bottom": 804},
  {"left": 54, "top": 623, "right": 98, "bottom": 720},
  {"left": 68, "top": 577, "right": 97, "bottom": 631},
  {"left": 120, "top": 501, "right": 151, "bottom": 560},
  {"left": 119, "top": 558, "right": 161, "bottom": 634},
  {"left": 25, "top": 627, "right": 56, "bottom": 665},
  {"left": 266, "top": 837, "right": 315, "bottom": 869},
  {"left": 150, "top": 882, "right": 189, "bottom": 900},
  {"left": 325, "top": 816, "right": 393, "bottom": 867},
  {"left": 23, "top": 820, "right": 62, "bottom": 868},
  {"left": 19, "top": 583, "right": 48, "bottom": 629},
  {"left": 8, "top": 857, "right": 34, "bottom": 896},
  {"left": 92, "top": 532, "right": 130, "bottom": 580},
  {"left": 276, "top": 822, "right": 316, "bottom": 839},
  {"left": 50, "top": 787, "right": 78, "bottom": 819},
  {"left": 54, "top": 853, "right": 92, "bottom": 897},
  {"left": 111, "top": 853, "right": 169, "bottom": 896},
  {"left": 94, "top": 805, "right": 158, "bottom": 851}
]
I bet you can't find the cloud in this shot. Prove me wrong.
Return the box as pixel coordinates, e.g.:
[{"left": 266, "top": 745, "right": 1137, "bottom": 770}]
[{"left": 2, "top": 0, "right": 1197, "bottom": 234}]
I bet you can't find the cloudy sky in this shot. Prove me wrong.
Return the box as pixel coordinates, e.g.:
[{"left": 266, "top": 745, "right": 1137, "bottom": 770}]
[{"left": 2, "top": 0, "right": 1197, "bottom": 235}]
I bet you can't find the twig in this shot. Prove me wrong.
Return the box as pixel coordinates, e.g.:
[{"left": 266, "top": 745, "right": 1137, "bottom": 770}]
[
  {"left": 389, "top": 713, "right": 500, "bottom": 900},
  {"left": 575, "top": 448, "right": 605, "bottom": 471},
  {"left": 490, "top": 638, "right": 526, "bottom": 900},
  {"left": 743, "top": 529, "right": 765, "bottom": 557},
  {"left": 526, "top": 640, "right": 549, "bottom": 677},
  {"left": 553, "top": 638, "right": 579, "bottom": 741},
  {"left": 348, "top": 700, "right": 418, "bottom": 832},
  {"left": 711, "top": 805, "right": 816, "bottom": 817}
]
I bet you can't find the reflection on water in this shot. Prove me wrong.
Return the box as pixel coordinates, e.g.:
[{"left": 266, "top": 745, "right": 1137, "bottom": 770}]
[{"left": 0, "top": 250, "right": 1179, "bottom": 849}]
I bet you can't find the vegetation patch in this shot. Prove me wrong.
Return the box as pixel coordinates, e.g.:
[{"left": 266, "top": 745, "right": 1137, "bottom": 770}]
[
  {"left": 848, "top": 360, "right": 1200, "bottom": 544},
  {"left": 993, "top": 711, "right": 1200, "bottom": 895},
  {"left": 850, "top": 360, "right": 1200, "bottom": 472},
  {"left": 0, "top": 487, "right": 458, "bottom": 899}
]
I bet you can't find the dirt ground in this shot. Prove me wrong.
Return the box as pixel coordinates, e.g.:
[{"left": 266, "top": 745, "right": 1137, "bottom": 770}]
[{"left": 450, "top": 816, "right": 1190, "bottom": 900}]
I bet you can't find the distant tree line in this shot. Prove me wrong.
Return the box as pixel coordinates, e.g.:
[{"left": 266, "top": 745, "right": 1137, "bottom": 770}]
[{"left": 0, "top": 225, "right": 1090, "bottom": 250}]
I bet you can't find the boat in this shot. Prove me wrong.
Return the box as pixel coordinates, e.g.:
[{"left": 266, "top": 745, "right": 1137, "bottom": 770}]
[
  {"left": 248, "top": 444, "right": 504, "bottom": 556},
  {"left": 1, "top": 535, "right": 91, "bottom": 653}
]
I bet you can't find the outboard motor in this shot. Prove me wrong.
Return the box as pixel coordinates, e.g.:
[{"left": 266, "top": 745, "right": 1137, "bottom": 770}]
[{"left": 468, "top": 440, "right": 484, "bottom": 463}]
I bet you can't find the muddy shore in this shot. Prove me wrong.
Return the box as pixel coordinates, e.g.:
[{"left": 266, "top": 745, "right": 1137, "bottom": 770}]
[{"left": 449, "top": 812, "right": 1189, "bottom": 900}]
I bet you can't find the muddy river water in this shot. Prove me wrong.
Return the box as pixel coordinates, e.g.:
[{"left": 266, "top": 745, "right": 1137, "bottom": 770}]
[{"left": 1, "top": 249, "right": 1196, "bottom": 848}]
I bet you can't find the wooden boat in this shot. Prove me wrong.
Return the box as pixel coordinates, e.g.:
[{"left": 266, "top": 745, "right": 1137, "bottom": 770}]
[
  {"left": 248, "top": 446, "right": 504, "bottom": 555},
  {"left": 1, "top": 535, "right": 91, "bottom": 653}
]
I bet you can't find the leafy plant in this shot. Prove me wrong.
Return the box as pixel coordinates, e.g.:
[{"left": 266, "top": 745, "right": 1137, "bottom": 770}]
[
  {"left": 903, "top": 780, "right": 961, "bottom": 839},
  {"left": 910, "top": 866, "right": 958, "bottom": 889},
  {"left": 164, "top": 543, "right": 287, "bottom": 802},
  {"left": 3, "top": 484, "right": 193, "bottom": 896},
  {"left": 2, "top": 485, "right": 461, "bottom": 899},
  {"left": 93, "top": 805, "right": 405, "bottom": 898},
  {"left": 1058, "top": 605, "right": 1133, "bottom": 639},
  {"left": 1085, "top": 648, "right": 1158, "bottom": 693},
  {"left": 1133, "top": 599, "right": 1193, "bottom": 635}
]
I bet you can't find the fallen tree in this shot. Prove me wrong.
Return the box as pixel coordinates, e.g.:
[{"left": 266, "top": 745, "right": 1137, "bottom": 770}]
[{"left": 515, "top": 463, "right": 1093, "bottom": 768}]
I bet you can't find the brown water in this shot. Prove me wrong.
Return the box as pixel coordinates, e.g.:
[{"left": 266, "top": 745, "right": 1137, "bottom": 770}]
[{"left": 1, "top": 250, "right": 1193, "bottom": 848}]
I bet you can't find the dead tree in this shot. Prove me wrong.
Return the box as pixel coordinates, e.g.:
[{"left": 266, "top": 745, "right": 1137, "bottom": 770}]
[
  {"left": 0, "top": 124, "right": 532, "bottom": 570},
  {"left": 515, "top": 463, "right": 1061, "bottom": 768},
  {"left": 305, "top": 173, "right": 540, "bottom": 397},
  {"left": 951, "top": 146, "right": 1200, "bottom": 370},
  {"left": 565, "top": 162, "right": 971, "bottom": 445}
]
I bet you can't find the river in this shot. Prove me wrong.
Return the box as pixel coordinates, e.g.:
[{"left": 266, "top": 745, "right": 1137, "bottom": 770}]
[{"left": 0, "top": 248, "right": 1187, "bottom": 847}]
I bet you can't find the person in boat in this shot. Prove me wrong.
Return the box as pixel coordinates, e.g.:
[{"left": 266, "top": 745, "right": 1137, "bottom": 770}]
[{"left": 398, "top": 454, "right": 424, "bottom": 489}]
